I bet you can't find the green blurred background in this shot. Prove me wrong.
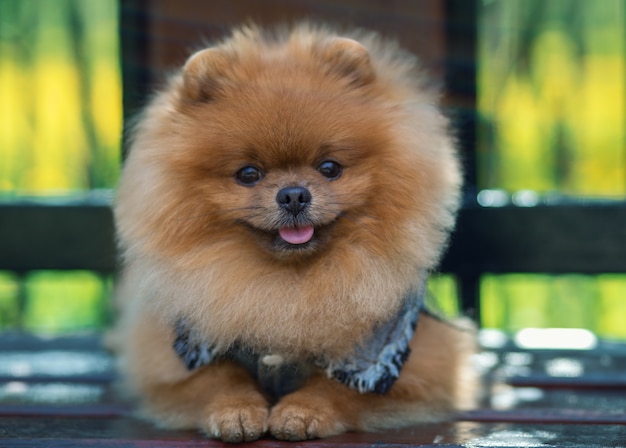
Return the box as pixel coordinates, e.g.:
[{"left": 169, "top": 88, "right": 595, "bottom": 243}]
[{"left": 0, "top": 0, "right": 624, "bottom": 338}]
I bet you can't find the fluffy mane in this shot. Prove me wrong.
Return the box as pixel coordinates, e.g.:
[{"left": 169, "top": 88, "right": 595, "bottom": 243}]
[{"left": 114, "top": 23, "right": 461, "bottom": 358}]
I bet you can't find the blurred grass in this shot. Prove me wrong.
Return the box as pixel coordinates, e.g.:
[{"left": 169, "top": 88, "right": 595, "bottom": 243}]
[
  {"left": 429, "top": 273, "right": 626, "bottom": 341},
  {"left": 481, "top": 274, "right": 626, "bottom": 340},
  {"left": 0, "top": 0, "right": 625, "bottom": 338},
  {"left": 0, "top": 271, "right": 111, "bottom": 332}
]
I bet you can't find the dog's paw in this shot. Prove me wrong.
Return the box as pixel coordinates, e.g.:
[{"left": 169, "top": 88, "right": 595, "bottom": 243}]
[
  {"left": 269, "top": 402, "right": 346, "bottom": 441},
  {"left": 203, "top": 403, "right": 269, "bottom": 442}
]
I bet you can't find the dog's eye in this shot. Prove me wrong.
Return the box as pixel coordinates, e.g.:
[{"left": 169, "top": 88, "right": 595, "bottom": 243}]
[
  {"left": 317, "top": 160, "right": 343, "bottom": 180},
  {"left": 235, "top": 165, "right": 264, "bottom": 186}
]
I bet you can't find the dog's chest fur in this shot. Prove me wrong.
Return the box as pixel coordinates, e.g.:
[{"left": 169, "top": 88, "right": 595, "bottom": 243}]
[{"left": 173, "top": 280, "right": 426, "bottom": 399}]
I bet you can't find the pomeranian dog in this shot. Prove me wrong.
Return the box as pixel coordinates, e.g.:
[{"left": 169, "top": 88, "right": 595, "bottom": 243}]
[{"left": 110, "top": 23, "right": 476, "bottom": 442}]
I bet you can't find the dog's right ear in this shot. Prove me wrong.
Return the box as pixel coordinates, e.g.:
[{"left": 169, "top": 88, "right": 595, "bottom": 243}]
[
  {"left": 318, "top": 37, "right": 375, "bottom": 87},
  {"left": 182, "top": 48, "right": 231, "bottom": 102}
]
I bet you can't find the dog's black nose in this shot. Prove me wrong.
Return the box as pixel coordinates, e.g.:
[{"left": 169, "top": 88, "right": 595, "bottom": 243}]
[{"left": 276, "top": 186, "right": 312, "bottom": 216}]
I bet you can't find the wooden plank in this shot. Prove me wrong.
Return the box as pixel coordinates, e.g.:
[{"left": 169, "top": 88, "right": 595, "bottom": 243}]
[
  {"left": 463, "top": 408, "right": 626, "bottom": 425},
  {"left": 479, "top": 345, "right": 626, "bottom": 389},
  {"left": 507, "top": 375, "right": 626, "bottom": 389},
  {"left": 2, "top": 334, "right": 626, "bottom": 446},
  {"left": 441, "top": 201, "right": 626, "bottom": 275},
  {"left": 2, "top": 201, "right": 626, "bottom": 274},
  {"left": 0, "top": 333, "right": 104, "bottom": 351},
  {"left": 1, "top": 418, "right": 625, "bottom": 447},
  {"left": 0, "top": 201, "right": 115, "bottom": 273},
  {"left": 0, "top": 404, "right": 127, "bottom": 418}
]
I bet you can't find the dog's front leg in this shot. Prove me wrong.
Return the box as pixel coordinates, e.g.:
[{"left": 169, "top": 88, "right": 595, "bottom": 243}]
[
  {"left": 268, "top": 314, "right": 476, "bottom": 441},
  {"left": 135, "top": 361, "right": 269, "bottom": 441},
  {"left": 268, "top": 371, "right": 360, "bottom": 440},
  {"left": 116, "top": 309, "right": 270, "bottom": 442}
]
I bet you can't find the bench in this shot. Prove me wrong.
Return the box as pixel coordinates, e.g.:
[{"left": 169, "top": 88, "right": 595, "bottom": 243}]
[
  {"left": 2, "top": 330, "right": 626, "bottom": 446},
  {"left": 2, "top": 1, "right": 626, "bottom": 446}
]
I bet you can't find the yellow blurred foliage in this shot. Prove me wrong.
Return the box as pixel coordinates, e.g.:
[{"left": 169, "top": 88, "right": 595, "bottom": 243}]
[
  {"left": 91, "top": 63, "right": 123, "bottom": 150},
  {"left": 479, "top": 1, "right": 625, "bottom": 196},
  {"left": 0, "top": 0, "right": 121, "bottom": 195}
]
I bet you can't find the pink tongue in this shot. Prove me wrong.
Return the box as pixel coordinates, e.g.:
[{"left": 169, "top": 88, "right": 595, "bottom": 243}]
[{"left": 279, "top": 226, "right": 315, "bottom": 245}]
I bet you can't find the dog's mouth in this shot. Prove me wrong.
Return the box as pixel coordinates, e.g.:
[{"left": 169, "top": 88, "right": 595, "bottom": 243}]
[
  {"left": 277, "top": 225, "right": 315, "bottom": 245},
  {"left": 242, "top": 220, "right": 336, "bottom": 256},
  {"left": 272, "top": 222, "right": 323, "bottom": 254}
]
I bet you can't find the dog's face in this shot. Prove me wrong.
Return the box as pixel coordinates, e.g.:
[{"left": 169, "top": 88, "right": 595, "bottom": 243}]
[
  {"left": 131, "top": 39, "right": 414, "bottom": 261},
  {"left": 170, "top": 81, "right": 391, "bottom": 260},
  {"left": 117, "top": 33, "right": 459, "bottom": 271}
]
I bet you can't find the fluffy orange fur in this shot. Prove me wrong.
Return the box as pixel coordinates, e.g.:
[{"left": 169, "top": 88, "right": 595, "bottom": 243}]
[{"left": 109, "top": 23, "right": 476, "bottom": 442}]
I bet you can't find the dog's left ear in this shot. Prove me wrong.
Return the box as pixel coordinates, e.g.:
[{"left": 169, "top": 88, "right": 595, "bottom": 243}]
[
  {"left": 182, "top": 47, "right": 232, "bottom": 102},
  {"left": 318, "top": 37, "right": 375, "bottom": 87}
]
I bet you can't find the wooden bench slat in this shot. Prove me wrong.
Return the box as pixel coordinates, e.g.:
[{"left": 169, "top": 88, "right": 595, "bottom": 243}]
[
  {"left": 0, "top": 404, "right": 128, "bottom": 418},
  {"left": 462, "top": 408, "right": 626, "bottom": 425},
  {"left": 2, "top": 417, "right": 626, "bottom": 447},
  {"left": 3, "top": 201, "right": 626, "bottom": 274}
]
